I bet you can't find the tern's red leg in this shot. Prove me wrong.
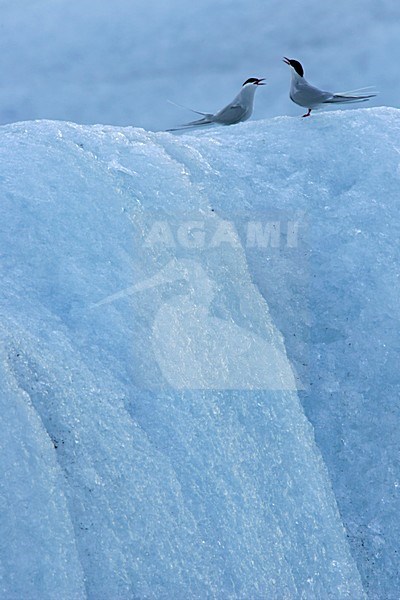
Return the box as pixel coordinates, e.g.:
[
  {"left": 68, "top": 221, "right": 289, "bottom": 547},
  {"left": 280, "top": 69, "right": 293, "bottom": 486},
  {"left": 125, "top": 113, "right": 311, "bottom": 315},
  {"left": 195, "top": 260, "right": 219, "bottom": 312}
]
[{"left": 302, "top": 109, "right": 312, "bottom": 118}]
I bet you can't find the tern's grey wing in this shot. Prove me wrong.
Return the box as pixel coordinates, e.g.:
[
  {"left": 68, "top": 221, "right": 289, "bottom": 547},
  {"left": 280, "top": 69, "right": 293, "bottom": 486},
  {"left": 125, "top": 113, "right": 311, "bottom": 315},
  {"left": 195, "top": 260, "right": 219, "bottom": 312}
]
[
  {"left": 213, "top": 103, "right": 248, "bottom": 125},
  {"left": 290, "top": 80, "right": 333, "bottom": 108}
]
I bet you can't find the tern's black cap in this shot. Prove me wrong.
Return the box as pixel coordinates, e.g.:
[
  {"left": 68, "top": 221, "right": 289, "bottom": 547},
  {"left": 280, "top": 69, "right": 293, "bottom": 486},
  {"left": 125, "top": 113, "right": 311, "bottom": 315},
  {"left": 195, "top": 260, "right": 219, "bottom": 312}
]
[
  {"left": 242, "top": 77, "right": 264, "bottom": 86},
  {"left": 283, "top": 58, "right": 304, "bottom": 77}
]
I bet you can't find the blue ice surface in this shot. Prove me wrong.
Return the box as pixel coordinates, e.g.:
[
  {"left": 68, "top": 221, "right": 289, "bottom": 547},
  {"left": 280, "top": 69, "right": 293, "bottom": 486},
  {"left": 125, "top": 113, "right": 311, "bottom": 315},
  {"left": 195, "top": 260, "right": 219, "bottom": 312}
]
[{"left": 0, "top": 108, "right": 399, "bottom": 599}]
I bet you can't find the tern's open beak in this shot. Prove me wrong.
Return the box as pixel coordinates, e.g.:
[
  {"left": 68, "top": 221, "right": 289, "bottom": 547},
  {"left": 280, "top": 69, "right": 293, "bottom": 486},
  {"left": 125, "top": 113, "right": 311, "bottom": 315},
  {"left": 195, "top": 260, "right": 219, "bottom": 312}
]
[
  {"left": 257, "top": 78, "right": 266, "bottom": 85},
  {"left": 283, "top": 57, "right": 291, "bottom": 65}
]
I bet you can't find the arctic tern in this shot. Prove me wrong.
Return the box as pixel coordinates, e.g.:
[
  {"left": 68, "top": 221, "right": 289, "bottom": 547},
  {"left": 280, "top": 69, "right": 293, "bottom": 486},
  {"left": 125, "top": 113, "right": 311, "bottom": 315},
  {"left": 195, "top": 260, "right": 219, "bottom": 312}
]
[
  {"left": 166, "top": 77, "right": 265, "bottom": 132},
  {"left": 283, "top": 57, "right": 377, "bottom": 117}
]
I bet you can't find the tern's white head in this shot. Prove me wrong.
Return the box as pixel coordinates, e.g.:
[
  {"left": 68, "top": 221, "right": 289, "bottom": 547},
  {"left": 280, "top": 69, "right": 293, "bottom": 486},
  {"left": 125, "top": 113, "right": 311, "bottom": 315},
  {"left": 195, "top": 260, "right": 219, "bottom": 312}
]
[
  {"left": 283, "top": 58, "right": 304, "bottom": 79},
  {"left": 239, "top": 77, "right": 266, "bottom": 103}
]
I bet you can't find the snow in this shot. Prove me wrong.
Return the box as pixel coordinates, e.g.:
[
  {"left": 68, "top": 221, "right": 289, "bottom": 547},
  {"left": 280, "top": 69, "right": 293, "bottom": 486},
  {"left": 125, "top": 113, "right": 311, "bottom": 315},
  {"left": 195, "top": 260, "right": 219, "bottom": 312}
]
[
  {"left": 1, "top": 108, "right": 399, "bottom": 598},
  {"left": 0, "top": 0, "right": 397, "bottom": 130}
]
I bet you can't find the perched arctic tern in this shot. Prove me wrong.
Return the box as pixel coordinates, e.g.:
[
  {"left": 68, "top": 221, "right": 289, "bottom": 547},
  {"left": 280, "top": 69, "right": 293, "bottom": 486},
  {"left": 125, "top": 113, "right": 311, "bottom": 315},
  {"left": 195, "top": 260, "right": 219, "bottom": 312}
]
[
  {"left": 166, "top": 77, "right": 265, "bottom": 132},
  {"left": 283, "top": 57, "right": 377, "bottom": 117}
]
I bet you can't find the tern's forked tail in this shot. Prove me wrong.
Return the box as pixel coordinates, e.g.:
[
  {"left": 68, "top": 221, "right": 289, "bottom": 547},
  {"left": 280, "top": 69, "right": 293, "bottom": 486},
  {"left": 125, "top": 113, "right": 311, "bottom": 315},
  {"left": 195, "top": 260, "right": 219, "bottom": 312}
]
[
  {"left": 166, "top": 99, "right": 214, "bottom": 132},
  {"left": 324, "top": 91, "right": 378, "bottom": 105},
  {"left": 166, "top": 115, "right": 214, "bottom": 132}
]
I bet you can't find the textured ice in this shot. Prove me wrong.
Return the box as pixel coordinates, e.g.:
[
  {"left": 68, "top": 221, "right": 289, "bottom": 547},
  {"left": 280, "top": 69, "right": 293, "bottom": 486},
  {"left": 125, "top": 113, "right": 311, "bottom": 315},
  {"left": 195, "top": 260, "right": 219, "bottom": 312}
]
[{"left": 1, "top": 108, "right": 399, "bottom": 599}]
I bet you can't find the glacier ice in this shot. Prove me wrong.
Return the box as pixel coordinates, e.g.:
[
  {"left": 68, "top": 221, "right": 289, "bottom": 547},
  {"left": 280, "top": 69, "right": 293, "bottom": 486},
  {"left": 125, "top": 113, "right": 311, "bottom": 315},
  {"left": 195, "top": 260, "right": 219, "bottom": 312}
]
[{"left": 1, "top": 108, "right": 399, "bottom": 598}]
